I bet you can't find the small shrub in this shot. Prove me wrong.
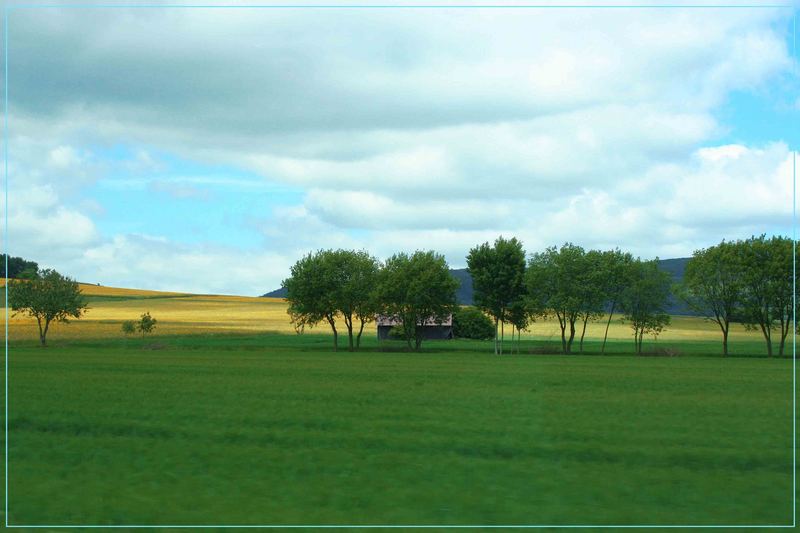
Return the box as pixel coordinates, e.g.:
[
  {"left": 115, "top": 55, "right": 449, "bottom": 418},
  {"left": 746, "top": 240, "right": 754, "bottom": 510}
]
[
  {"left": 121, "top": 320, "right": 136, "bottom": 336},
  {"left": 453, "top": 307, "right": 495, "bottom": 340}
]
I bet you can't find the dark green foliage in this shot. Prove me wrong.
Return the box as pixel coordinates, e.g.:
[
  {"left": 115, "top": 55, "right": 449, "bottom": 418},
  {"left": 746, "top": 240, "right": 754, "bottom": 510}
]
[
  {"left": 620, "top": 260, "right": 672, "bottom": 355},
  {"left": 121, "top": 320, "right": 136, "bottom": 336},
  {"left": 138, "top": 312, "right": 157, "bottom": 336},
  {"left": 735, "top": 235, "right": 795, "bottom": 357},
  {"left": 678, "top": 240, "right": 743, "bottom": 356},
  {"left": 6, "top": 335, "right": 792, "bottom": 525},
  {"left": 526, "top": 243, "right": 587, "bottom": 354},
  {"left": 7, "top": 269, "right": 88, "bottom": 346},
  {"left": 467, "top": 236, "right": 526, "bottom": 355},
  {"left": 283, "top": 249, "right": 380, "bottom": 351},
  {"left": 452, "top": 307, "right": 495, "bottom": 340},
  {"left": 374, "top": 251, "right": 458, "bottom": 351},
  {"left": 597, "top": 249, "right": 636, "bottom": 353},
  {"left": 2, "top": 254, "right": 39, "bottom": 279}
]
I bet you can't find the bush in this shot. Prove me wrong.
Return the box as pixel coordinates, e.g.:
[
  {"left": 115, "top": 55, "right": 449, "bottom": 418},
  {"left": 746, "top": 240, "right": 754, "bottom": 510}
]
[
  {"left": 121, "top": 320, "right": 136, "bottom": 335},
  {"left": 453, "top": 307, "right": 495, "bottom": 340}
]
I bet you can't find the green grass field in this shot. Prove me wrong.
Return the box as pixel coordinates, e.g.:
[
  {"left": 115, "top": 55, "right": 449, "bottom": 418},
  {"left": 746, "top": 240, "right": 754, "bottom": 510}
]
[{"left": 5, "top": 333, "right": 794, "bottom": 526}]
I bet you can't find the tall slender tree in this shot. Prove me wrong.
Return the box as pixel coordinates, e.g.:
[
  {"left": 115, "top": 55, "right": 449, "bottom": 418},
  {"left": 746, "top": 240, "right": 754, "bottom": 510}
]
[
  {"left": 619, "top": 259, "right": 672, "bottom": 355},
  {"left": 678, "top": 240, "right": 743, "bottom": 356},
  {"left": 467, "top": 237, "right": 526, "bottom": 355},
  {"left": 526, "top": 243, "right": 585, "bottom": 354},
  {"left": 598, "top": 249, "right": 635, "bottom": 354}
]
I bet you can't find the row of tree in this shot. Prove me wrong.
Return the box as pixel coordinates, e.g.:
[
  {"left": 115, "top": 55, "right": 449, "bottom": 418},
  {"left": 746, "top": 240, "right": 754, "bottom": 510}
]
[
  {"left": 285, "top": 234, "right": 795, "bottom": 356},
  {"left": 680, "top": 235, "right": 795, "bottom": 357},
  {"left": 283, "top": 249, "right": 457, "bottom": 351},
  {"left": 467, "top": 238, "right": 672, "bottom": 356}
]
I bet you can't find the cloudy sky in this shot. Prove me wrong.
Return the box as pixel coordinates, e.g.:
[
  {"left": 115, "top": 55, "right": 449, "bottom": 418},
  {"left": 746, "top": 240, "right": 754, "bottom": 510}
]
[{"left": 3, "top": 1, "right": 798, "bottom": 295}]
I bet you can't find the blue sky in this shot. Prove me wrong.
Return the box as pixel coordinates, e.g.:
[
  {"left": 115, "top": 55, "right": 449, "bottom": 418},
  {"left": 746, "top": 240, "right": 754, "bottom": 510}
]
[{"left": 4, "top": 2, "right": 798, "bottom": 295}]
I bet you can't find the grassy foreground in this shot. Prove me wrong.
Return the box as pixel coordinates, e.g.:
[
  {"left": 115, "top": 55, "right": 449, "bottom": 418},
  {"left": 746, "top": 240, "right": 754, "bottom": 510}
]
[{"left": 5, "top": 334, "right": 794, "bottom": 526}]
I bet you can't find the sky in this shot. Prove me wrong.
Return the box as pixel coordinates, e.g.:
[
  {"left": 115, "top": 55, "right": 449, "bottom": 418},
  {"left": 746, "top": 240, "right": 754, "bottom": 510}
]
[{"left": 3, "top": 0, "right": 799, "bottom": 296}]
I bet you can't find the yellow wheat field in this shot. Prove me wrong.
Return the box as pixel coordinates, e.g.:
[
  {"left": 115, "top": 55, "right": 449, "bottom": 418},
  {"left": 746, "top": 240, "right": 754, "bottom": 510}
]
[
  {"left": 2, "top": 279, "right": 763, "bottom": 344},
  {"left": 3, "top": 280, "right": 295, "bottom": 341}
]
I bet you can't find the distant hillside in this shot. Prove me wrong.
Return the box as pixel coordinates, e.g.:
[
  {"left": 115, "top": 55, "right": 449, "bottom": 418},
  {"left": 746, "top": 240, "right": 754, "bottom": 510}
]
[{"left": 263, "top": 257, "right": 695, "bottom": 314}]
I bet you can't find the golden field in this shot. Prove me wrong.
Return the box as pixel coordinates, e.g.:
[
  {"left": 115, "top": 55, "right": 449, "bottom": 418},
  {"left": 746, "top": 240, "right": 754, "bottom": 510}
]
[
  {"left": 1, "top": 279, "right": 767, "bottom": 346},
  {"left": 3, "top": 280, "right": 294, "bottom": 341}
]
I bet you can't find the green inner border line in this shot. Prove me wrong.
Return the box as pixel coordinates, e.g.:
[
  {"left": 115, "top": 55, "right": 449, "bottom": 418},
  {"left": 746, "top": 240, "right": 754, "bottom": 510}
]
[{"left": 3, "top": 2, "right": 797, "bottom": 529}]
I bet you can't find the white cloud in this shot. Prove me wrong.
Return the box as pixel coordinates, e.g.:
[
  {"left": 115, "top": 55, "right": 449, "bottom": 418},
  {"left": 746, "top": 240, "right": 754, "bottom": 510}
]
[{"left": 2, "top": 5, "right": 796, "bottom": 293}]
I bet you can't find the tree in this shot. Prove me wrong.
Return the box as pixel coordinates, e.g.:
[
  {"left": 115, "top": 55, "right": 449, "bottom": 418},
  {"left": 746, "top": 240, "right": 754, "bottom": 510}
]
[
  {"left": 737, "top": 235, "right": 795, "bottom": 357},
  {"left": 576, "top": 249, "right": 608, "bottom": 354},
  {"left": 374, "top": 251, "right": 458, "bottom": 351},
  {"left": 526, "top": 243, "right": 586, "bottom": 354},
  {"left": 283, "top": 250, "right": 341, "bottom": 351},
  {"left": 122, "top": 320, "right": 136, "bottom": 335},
  {"left": 138, "top": 312, "right": 157, "bottom": 336},
  {"left": 8, "top": 269, "right": 88, "bottom": 346},
  {"left": 598, "top": 249, "right": 635, "bottom": 354},
  {"left": 506, "top": 298, "right": 532, "bottom": 355},
  {"left": 328, "top": 250, "right": 381, "bottom": 351},
  {"left": 678, "top": 240, "right": 743, "bottom": 356},
  {"left": 467, "top": 237, "right": 526, "bottom": 355},
  {"left": 283, "top": 249, "right": 380, "bottom": 352},
  {"left": 619, "top": 259, "right": 672, "bottom": 355}
]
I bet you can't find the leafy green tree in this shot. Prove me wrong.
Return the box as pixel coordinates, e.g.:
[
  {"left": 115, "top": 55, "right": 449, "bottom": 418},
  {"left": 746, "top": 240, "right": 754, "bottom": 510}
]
[
  {"left": 121, "top": 320, "right": 136, "bottom": 335},
  {"left": 375, "top": 251, "right": 458, "bottom": 351},
  {"left": 506, "top": 298, "right": 532, "bottom": 355},
  {"left": 598, "top": 249, "right": 635, "bottom": 354},
  {"left": 328, "top": 249, "right": 381, "bottom": 351},
  {"left": 453, "top": 307, "right": 495, "bottom": 340},
  {"left": 467, "top": 236, "right": 526, "bottom": 355},
  {"left": 138, "top": 312, "right": 157, "bottom": 336},
  {"left": 283, "top": 250, "right": 341, "bottom": 350},
  {"left": 526, "top": 243, "right": 586, "bottom": 354},
  {"left": 737, "top": 235, "right": 795, "bottom": 357},
  {"left": 8, "top": 269, "right": 88, "bottom": 346},
  {"left": 576, "top": 249, "right": 608, "bottom": 353},
  {"left": 284, "top": 249, "right": 380, "bottom": 352},
  {"left": 678, "top": 240, "right": 743, "bottom": 356},
  {"left": 619, "top": 259, "right": 672, "bottom": 354}
]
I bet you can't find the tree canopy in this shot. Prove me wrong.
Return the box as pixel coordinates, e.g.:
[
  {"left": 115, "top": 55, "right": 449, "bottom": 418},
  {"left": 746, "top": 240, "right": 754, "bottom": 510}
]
[
  {"left": 375, "top": 250, "right": 458, "bottom": 351},
  {"left": 467, "top": 236, "right": 526, "bottom": 355},
  {"left": 8, "top": 269, "right": 88, "bottom": 346}
]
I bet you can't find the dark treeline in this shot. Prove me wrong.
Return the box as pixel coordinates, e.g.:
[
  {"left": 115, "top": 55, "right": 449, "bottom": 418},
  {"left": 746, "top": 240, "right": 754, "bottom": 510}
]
[
  {"left": 2, "top": 254, "right": 39, "bottom": 280},
  {"left": 284, "top": 234, "right": 796, "bottom": 356}
]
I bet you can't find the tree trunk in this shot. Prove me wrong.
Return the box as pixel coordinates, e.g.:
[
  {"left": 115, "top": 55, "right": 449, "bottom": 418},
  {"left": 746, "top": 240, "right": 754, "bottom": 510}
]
[
  {"left": 759, "top": 322, "right": 772, "bottom": 357},
  {"left": 722, "top": 328, "right": 728, "bottom": 357},
  {"left": 36, "top": 316, "right": 44, "bottom": 346},
  {"left": 567, "top": 319, "right": 576, "bottom": 354},
  {"left": 327, "top": 316, "right": 338, "bottom": 352},
  {"left": 579, "top": 316, "right": 589, "bottom": 354},
  {"left": 500, "top": 320, "right": 504, "bottom": 356},
  {"left": 558, "top": 312, "right": 567, "bottom": 354},
  {"left": 356, "top": 319, "right": 366, "bottom": 349},
  {"left": 494, "top": 318, "right": 499, "bottom": 355},
  {"left": 601, "top": 301, "right": 616, "bottom": 354},
  {"left": 778, "top": 315, "right": 788, "bottom": 357},
  {"left": 344, "top": 314, "right": 354, "bottom": 352}
]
